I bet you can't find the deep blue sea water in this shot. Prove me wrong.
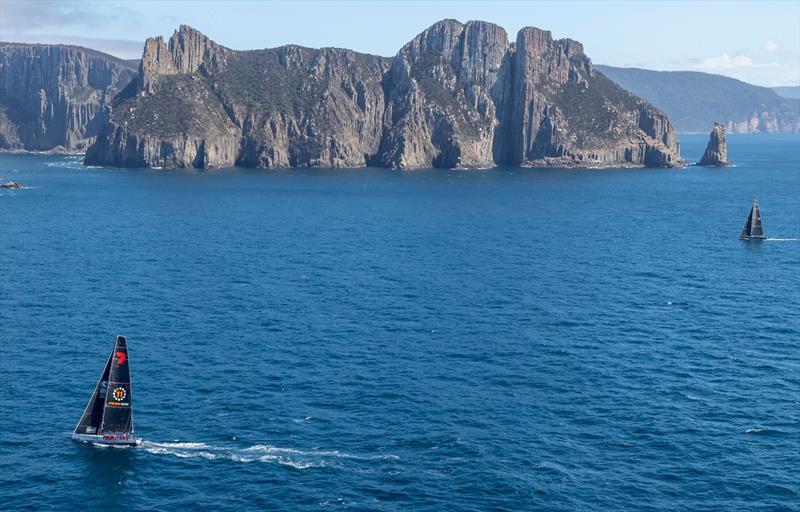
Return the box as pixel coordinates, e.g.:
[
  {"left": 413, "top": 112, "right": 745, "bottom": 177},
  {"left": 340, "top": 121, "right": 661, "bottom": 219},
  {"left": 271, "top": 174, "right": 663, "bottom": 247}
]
[{"left": 1, "top": 134, "right": 798, "bottom": 511}]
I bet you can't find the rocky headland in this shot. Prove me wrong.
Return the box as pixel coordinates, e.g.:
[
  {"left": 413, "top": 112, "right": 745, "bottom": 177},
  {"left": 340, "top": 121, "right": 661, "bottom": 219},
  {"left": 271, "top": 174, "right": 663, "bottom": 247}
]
[
  {"left": 85, "top": 21, "right": 683, "bottom": 169},
  {"left": 698, "top": 122, "right": 730, "bottom": 167},
  {"left": 0, "top": 43, "right": 137, "bottom": 151}
]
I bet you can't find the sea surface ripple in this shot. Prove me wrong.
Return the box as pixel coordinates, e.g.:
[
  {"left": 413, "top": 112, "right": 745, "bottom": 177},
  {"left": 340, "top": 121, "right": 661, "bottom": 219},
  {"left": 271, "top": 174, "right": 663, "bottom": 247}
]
[{"left": 1, "top": 135, "right": 798, "bottom": 510}]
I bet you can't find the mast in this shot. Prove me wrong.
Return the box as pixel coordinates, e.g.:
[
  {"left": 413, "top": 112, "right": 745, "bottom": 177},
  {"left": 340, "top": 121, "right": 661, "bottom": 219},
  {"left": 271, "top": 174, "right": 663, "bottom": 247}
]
[{"left": 99, "top": 335, "right": 134, "bottom": 434}]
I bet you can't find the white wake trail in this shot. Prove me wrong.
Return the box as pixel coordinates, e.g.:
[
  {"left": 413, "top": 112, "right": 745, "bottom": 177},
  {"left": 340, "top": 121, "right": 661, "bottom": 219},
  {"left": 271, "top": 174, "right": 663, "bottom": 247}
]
[{"left": 139, "top": 440, "right": 397, "bottom": 469}]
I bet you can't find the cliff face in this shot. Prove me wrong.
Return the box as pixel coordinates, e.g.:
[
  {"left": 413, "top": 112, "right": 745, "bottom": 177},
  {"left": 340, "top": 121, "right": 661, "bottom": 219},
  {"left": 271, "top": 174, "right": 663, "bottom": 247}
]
[
  {"left": 377, "top": 20, "right": 510, "bottom": 168},
  {"left": 87, "top": 22, "right": 683, "bottom": 169},
  {"left": 698, "top": 122, "right": 730, "bottom": 166},
  {"left": 505, "top": 27, "right": 679, "bottom": 167},
  {"left": 722, "top": 111, "right": 799, "bottom": 134},
  {"left": 0, "top": 43, "right": 137, "bottom": 151},
  {"left": 87, "top": 26, "right": 390, "bottom": 168}
]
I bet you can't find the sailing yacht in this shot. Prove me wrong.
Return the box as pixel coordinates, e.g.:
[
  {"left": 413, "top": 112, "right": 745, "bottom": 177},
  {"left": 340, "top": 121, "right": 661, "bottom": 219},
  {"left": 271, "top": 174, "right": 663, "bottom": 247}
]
[
  {"left": 739, "top": 200, "right": 767, "bottom": 241},
  {"left": 72, "top": 335, "right": 141, "bottom": 446}
]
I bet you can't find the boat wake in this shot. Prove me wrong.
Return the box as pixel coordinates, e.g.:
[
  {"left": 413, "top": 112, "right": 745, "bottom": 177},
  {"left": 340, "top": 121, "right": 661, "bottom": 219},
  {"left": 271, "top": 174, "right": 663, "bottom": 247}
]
[
  {"left": 765, "top": 238, "right": 799, "bottom": 241},
  {"left": 90, "top": 442, "right": 134, "bottom": 449},
  {"left": 140, "top": 441, "right": 398, "bottom": 469}
]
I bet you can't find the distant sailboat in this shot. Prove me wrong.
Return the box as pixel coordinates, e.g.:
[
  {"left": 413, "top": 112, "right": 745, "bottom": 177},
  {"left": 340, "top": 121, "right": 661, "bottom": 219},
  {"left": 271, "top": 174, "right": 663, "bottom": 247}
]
[
  {"left": 739, "top": 200, "right": 766, "bottom": 241},
  {"left": 72, "top": 335, "right": 141, "bottom": 446}
]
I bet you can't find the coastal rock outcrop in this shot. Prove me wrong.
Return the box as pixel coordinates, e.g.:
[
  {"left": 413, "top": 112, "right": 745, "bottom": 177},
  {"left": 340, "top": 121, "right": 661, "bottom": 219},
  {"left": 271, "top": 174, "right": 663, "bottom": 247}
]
[
  {"left": 86, "top": 21, "right": 683, "bottom": 169},
  {"left": 698, "top": 122, "right": 730, "bottom": 166},
  {"left": 87, "top": 26, "right": 390, "bottom": 168},
  {"left": 376, "top": 20, "right": 510, "bottom": 169},
  {"left": 0, "top": 43, "right": 137, "bottom": 151}
]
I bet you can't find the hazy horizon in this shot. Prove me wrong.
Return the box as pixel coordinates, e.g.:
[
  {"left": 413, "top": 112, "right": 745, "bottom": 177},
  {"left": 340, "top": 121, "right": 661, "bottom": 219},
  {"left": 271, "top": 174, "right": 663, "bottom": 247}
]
[{"left": 1, "top": 0, "right": 799, "bottom": 87}]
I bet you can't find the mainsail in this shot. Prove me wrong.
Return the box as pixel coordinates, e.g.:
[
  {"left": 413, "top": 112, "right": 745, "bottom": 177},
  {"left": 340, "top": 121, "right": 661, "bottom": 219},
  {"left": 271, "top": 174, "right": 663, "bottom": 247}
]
[
  {"left": 739, "top": 200, "right": 766, "bottom": 240},
  {"left": 99, "top": 335, "right": 134, "bottom": 434}
]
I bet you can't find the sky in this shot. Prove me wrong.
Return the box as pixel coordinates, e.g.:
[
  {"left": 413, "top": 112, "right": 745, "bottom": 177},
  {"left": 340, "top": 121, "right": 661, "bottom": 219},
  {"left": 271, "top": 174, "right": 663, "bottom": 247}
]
[{"left": 1, "top": 0, "right": 798, "bottom": 87}]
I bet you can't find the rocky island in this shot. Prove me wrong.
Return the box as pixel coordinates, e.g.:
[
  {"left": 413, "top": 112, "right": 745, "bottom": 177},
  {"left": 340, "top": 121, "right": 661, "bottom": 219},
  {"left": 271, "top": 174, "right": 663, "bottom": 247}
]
[
  {"left": 84, "top": 20, "right": 683, "bottom": 170},
  {"left": 698, "top": 122, "right": 730, "bottom": 167}
]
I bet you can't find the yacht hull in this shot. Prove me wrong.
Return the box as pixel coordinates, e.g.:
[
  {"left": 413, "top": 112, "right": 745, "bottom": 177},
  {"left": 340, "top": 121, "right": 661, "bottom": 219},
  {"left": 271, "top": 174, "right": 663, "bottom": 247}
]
[{"left": 72, "top": 433, "right": 141, "bottom": 446}]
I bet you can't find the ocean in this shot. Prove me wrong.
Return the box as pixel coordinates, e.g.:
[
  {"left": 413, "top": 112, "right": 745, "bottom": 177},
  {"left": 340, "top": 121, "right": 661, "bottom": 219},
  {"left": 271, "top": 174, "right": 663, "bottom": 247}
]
[{"left": 1, "top": 134, "right": 798, "bottom": 510}]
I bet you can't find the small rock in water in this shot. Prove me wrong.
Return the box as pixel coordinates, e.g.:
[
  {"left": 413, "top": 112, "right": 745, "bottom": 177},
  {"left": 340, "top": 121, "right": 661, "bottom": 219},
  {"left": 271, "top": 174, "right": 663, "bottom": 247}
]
[{"left": 698, "top": 122, "right": 731, "bottom": 167}]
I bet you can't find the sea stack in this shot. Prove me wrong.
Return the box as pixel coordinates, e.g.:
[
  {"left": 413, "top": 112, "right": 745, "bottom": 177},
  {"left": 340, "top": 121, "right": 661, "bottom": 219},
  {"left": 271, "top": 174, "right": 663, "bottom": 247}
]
[{"left": 698, "top": 122, "right": 730, "bottom": 167}]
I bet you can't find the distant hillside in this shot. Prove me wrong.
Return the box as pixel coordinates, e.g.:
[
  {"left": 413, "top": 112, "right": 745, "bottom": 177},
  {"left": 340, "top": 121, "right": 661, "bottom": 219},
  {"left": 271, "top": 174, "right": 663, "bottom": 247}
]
[
  {"left": 772, "top": 86, "right": 800, "bottom": 100},
  {"left": 597, "top": 65, "right": 800, "bottom": 134}
]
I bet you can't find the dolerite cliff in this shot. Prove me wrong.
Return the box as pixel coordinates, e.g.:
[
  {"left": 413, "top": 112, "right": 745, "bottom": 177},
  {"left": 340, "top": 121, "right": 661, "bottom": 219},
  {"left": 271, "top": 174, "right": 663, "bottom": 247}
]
[
  {"left": 87, "top": 27, "right": 390, "bottom": 168},
  {"left": 86, "top": 21, "right": 683, "bottom": 169},
  {"left": 698, "top": 122, "right": 730, "bottom": 167},
  {"left": 0, "top": 43, "right": 137, "bottom": 151}
]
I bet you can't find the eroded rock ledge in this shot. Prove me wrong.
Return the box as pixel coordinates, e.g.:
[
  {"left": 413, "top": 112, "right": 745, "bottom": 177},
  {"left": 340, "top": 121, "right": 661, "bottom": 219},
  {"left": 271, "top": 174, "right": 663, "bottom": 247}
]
[{"left": 85, "top": 21, "right": 684, "bottom": 169}]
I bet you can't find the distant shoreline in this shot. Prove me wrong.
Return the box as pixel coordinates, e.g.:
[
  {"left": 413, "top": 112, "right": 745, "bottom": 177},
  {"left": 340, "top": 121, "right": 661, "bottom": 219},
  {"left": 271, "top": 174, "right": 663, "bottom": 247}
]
[{"left": 0, "top": 148, "right": 85, "bottom": 156}]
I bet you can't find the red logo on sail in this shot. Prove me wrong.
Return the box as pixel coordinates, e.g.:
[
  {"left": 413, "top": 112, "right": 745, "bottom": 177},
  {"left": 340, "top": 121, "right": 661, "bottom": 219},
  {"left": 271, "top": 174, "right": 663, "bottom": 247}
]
[{"left": 115, "top": 351, "right": 126, "bottom": 365}]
